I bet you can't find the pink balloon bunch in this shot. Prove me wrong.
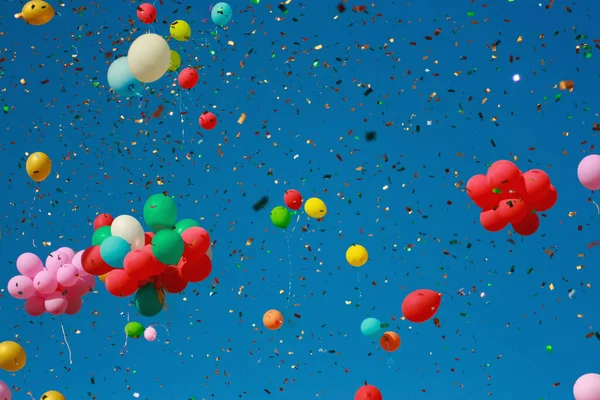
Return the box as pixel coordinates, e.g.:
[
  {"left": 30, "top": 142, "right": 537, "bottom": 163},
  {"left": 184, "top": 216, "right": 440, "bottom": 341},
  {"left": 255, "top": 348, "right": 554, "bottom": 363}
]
[{"left": 7, "top": 247, "right": 95, "bottom": 317}]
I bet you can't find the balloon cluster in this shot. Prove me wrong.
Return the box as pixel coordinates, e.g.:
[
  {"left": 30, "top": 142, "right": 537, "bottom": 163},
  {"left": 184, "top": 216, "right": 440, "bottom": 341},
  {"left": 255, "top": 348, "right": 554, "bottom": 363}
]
[
  {"left": 270, "top": 189, "right": 328, "bottom": 229},
  {"left": 7, "top": 248, "right": 93, "bottom": 316},
  {"left": 83, "top": 193, "right": 213, "bottom": 317},
  {"left": 124, "top": 321, "right": 158, "bottom": 342},
  {"left": 466, "top": 160, "right": 558, "bottom": 235}
]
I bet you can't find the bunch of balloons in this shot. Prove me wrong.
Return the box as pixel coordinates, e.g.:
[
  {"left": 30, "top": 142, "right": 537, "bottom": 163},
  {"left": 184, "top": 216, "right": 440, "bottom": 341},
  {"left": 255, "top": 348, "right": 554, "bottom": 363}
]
[
  {"left": 466, "top": 160, "right": 558, "bottom": 236},
  {"left": 360, "top": 318, "right": 401, "bottom": 353},
  {"left": 14, "top": 1, "right": 55, "bottom": 26},
  {"left": 83, "top": 193, "right": 213, "bottom": 317},
  {"left": 124, "top": 321, "right": 158, "bottom": 342},
  {"left": 270, "top": 189, "right": 328, "bottom": 229},
  {"left": 7, "top": 248, "right": 94, "bottom": 316},
  {"left": 578, "top": 154, "right": 600, "bottom": 190}
]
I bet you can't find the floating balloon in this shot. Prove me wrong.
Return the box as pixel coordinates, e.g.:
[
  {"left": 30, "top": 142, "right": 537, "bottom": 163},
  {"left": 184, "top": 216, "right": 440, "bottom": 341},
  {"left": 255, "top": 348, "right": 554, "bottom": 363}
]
[
  {"left": 111, "top": 215, "right": 145, "bottom": 250},
  {"left": 578, "top": 154, "right": 600, "bottom": 190},
  {"left": 178, "top": 68, "right": 198, "bottom": 89},
  {"left": 354, "top": 384, "right": 382, "bottom": 400},
  {"left": 26, "top": 152, "right": 51, "bottom": 182},
  {"left": 360, "top": 317, "right": 381, "bottom": 337},
  {"left": 135, "top": 283, "right": 165, "bottom": 316},
  {"left": 170, "top": 20, "right": 191, "bottom": 41},
  {"left": 0, "top": 380, "right": 11, "bottom": 400},
  {"left": 125, "top": 321, "right": 145, "bottom": 338},
  {"left": 466, "top": 174, "right": 497, "bottom": 210},
  {"left": 401, "top": 289, "right": 441, "bottom": 323},
  {"left": 574, "top": 373, "right": 600, "bottom": 400},
  {"left": 25, "top": 295, "right": 45, "bottom": 316},
  {"left": 346, "top": 244, "right": 368, "bottom": 267},
  {"left": 127, "top": 34, "right": 170, "bottom": 83},
  {"left": 92, "top": 225, "right": 112, "bottom": 246},
  {"left": 270, "top": 206, "right": 291, "bottom": 229},
  {"left": 304, "top": 197, "right": 327, "bottom": 219},
  {"left": 65, "top": 297, "right": 83, "bottom": 315},
  {"left": 16, "top": 1, "right": 54, "bottom": 26},
  {"left": 479, "top": 208, "right": 508, "bottom": 232},
  {"left": 152, "top": 230, "right": 184, "bottom": 265},
  {"left": 523, "top": 169, "right": 550, "bottom": 201},
  {"left": 211, "top": 2, "right": 233, "bottom": 27},
  {"left": 44, "top": 292, "right": 68, "bottom": 315},
  {"left": 380, "top": 331, "right": 401, "bottom": 352},
  {"left": 143, "top": 193, "right": 178, "bottom": 232},
  {"left": 0, "top": 341, "right": 26, "bottom": 372},
  {"left": 284, "top": 189, "right": 303, "bottom": 210},
  {"left": 136, "top": 3, "right": 156, "bottom": 24},
  {"left": 511, "top": 212, "right": 540, "bottom": 236},
  {"left": 16, "top": 252, "right": 44, "bottom": 278},
  {"left": 175, "top": 219, "right": 199, "bottom": 235},
  {"left": 39, "top": 390, "right": 65, "bottom": 400},
  {"left": 107, "top": 57, "right": 144, "bottom": 98},
  {"left": 104, "top": 269, "right": 138, "bottom": 297},
  {"left": 158, "top": 266, "right": 188, "bottom": 294},
  {"left": 124, "top": 249, "right": 156, "bottom": 281},
  {"left": 93, "top": 213, "right": 114, "bottom": 230},
  {"left": 33, "top": 270, "right": 58, "bottom": 295},
  {"left": 100, "top": 236, "right": 131, "bottom": 269},
  {"left": 168, "top": 50, "right": 181, "bottom": 72},
  {"left": 178, "top": 254, "right": 212, "bottom": 283},
  {"left": 263, "top": 309, "right": 283, "bottom": 330},
  {"left": 487, "top": 160, "right": 524, "bottom": 195},
  {"left": 199, "top": 111, "right": 217, "bottom": 130},
  {"left": 56, "top": 264, "right": 79, "bottom": 287},
  {"left": 81, "top": 245, "right": 114, "bottom": 276},
  {"left": 144, "top": 326, "right": 158, "bottom": 342},
  {"left": 496, "top": 198, "right": 527, "bottom": 224},
  {"left": 531, "top": 185, "right": 557, "bottom": 212},
  {"left": 181, "top": 227, "right": 211, "bottom": 256},
  {"left": 45, "top": 250, "right": 69, "bottom": 275},
  {"left": 7, "top": 276, "right": 35, "bottom": 299},
  {"left": 56, "top": 247, "right": 75, "bottom": 262}
]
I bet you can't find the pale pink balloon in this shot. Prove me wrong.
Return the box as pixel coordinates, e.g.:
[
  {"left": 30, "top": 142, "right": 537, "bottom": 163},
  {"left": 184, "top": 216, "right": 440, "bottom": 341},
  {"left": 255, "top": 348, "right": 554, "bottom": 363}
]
[
  {"left": 56, "top": 264, "right": 79, "bottom": 287},
  {"left": 71, "top": 250, "right": 87, "bottom": 276},
  {"left": 578, "top": 155, "right": 600, "bottom": 191},
  {"left": 82, "top": 275, "right": 96, "bottom": 291},
  {"left": 25, "top": 295, "right": 46, "bottom": 317},
  {"left": 33, "top": 270, "right": 58, "bottom": 295},
  {"left": 144, "top": 326, "right": 157, "bottom": 342},
  {"left": 64, "top": 278, "right": 90, "bottom": 299},
  {"left": 56, "top": 247, "right": 75, "bottom": 263},
  {"left": 7, "top": 275, "right": 35, "bottom": 299},
  {"left": 16, "top": 252, "right": 44, "bottom": 279},
  {"left": 44, "top": 292, "right": 68, "bottom": 315},
  {"left": 0, "top": 379, "right": 12, "bottom": 400},
  {"left": 574, "top": 373, "right": 600, "bottom": 400},
  {"left": 65, "top": 297, "right": 83, "bottom": 315},
  {"left": 45, "top": 251, "right": 68, "bottom": 275}
]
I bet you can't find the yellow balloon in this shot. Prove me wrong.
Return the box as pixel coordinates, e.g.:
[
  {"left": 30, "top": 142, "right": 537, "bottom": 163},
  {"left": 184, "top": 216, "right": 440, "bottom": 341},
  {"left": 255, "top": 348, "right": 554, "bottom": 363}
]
[
  {"left": 168, "top": 50, "right": 181, "bottom": 72},
  {"left": 0, "top": 341, "right": 27, "bottom": 372},
  {"left": 26, "top": 152, "right": 52, "bottom": 182},
  {"left": 17, "top": 1, "right": 55, "bottom": 26},
  {"left": 40, "top": 390, "right": 66, "bottom": 400},
  {"left": 99, "top": 273, "right": 108, "bottom": 283},
  {"left": 304, "top": 197, "right": 327, "bottom": 219},
  {"left": 346, "top": 244, "right": 368, "bottom": 267},
  {"left": 170, "top": 20, "right": 191, "bottom": 42}
]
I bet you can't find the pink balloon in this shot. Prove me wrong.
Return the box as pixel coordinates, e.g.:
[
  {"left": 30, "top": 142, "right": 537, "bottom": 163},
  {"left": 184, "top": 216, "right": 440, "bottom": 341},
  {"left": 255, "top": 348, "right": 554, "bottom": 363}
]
[
  {"left": 33, "top": 270, "right": 58, "bottom": 295},
  {"left": 144, "top": 326, "right": 157, "bottom": 342},
  {"left": 44, "top": 292, "right": 68, "bottom": 315},
  {"left": 7, "top": 275, "right": 35, "bottom": 299},
  {"left": 65, "top": 297, "right": 83, "bottom": 315},
  {"left": 574, "top": 373, "right": 600, "bottom": 400},
  {"left": 0, "top": 379, "right": 12, "bottom": 400},
  {"left": 64, "top": 278, "right": 89, "bottom": 299},
  {"left": 72, "top": 250, "right": 84, "bottom": 269},
  {"left": 25, "top": 295, "right": 46, "bottom": 317},
  {"left": 16, "top": 252, "right": 44, "bottom": 278},
  {"left": 56, "top": 264, "right": 80, "bottom": 287},
  {"left": 45, "top": 251, "right": 68, "bottom": 275},
  {"left": 578, "top": 155, "right": 600, "bottom": 190},
  {"left": 82, "top": 275, "right": 96, "bottom": 291},
  {"left": 56, "top": 247, "right": 75, "bottom": 263}
]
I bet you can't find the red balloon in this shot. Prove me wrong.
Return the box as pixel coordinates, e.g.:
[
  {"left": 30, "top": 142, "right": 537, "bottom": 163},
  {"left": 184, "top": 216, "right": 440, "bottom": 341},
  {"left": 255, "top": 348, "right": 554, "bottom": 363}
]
[
  {"left": 199, "top": 111, "right": 217, "bottom": 130},
  {"left": 181, "top": 227, "right": 210, "bottom": 254},
  {"left": 523, "top": 169, "right": 551, "bottom": 202},
  {"left": 284, "top": 189, "right": 303, "bottom": 210},
  {"left": 124, "top": 249, "right": 156, "bottom": 281},
  {"left": 401, "top": 289, "right": 441, "bottom": 323},
  {"left": 178, "top": 254, "right": 212, "bottom": 283},
  {"left": 104, "top": 269, "right": 139, "bottom": 297},
  {"left": 511, "top": 212, "right": 540, "bottom": 236},
  {"left": 141, "top": 244, "right": 166, "bottom": 276},
  {"left": 81, "top": 246, "right": 114, "bottom": 276},
  {"left": 158, "top": 266, "right": 188, "bottom": 293},
  {"left": 487, "top": 160, "right": 525, "bottom": 195},
  {"left": 136, "top": 3, "right": 156, "bottom": 24},
  {"left": 178, "top": 68, "right": 199, "bottom": 89},
  {"left": 144, "top": 232, "right": 154, "bottom": 245},
  {"left": 354, "top": 384, "right": 383, "bottom": 400},
  {"left": 530, "top": 185, "right": 557, "bottom": 212},
  {"left": 480, "top": 208, "right": 508, "bottom": 232},
  {"left": 496, "top": 198, "right": 528, "bottom": 224},
  {"left": 93, "top": 213, "right": 114, "bottom": 230},
  {"left": 466, "top": 174, "right": 497, "bottom": 210}
]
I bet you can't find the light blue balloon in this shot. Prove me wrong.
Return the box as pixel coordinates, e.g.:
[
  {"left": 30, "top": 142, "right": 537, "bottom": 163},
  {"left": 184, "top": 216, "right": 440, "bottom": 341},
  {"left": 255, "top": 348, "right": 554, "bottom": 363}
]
[
  {"left": 100, "top": 236, "right": 131, "bottom": 269},
  {"left": 211, "top": 2, "right": 233, "bottom": 27},
  {"left": 107, "top": 57, "right": 144, "bottom": 98},
  {"left": 360, "top": 317, "right": 382, "bottom": 337}
]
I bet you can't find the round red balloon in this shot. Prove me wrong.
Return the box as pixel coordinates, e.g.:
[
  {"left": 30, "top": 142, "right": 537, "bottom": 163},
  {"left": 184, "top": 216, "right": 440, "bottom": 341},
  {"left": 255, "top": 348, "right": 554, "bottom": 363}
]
[
  {"left": 401, "top": 289, "right": 441, "bottom": 323},
  {"left": 199, "top": 111, "right": 217, "bottom": 130},
  {"left": 136, "top": 3, "right": 156, "bottom": 24},
  {"left": 178, "top": 68, "right": 199, "bottom": 89},
  {"left": 178, "top": 254, "right": 212, "bottom": 283},
  {"left": 480, "top": 208, "right": 508, "bottom": 232},
  {"left": 354, "top": 384, "right": 383, "bottom": 400},
  {"left": 141, "top": 244, "right": 166, "bottom": 276},
  {"left": 284, "top": 189, "right": 303, "bottom": 210},
  {"left": 81, "top": 246, "right": 114, "bottom": 276},
  {"left": 523, "top": 169, "right": 551, "bottom": 202},
  {"left": 496, "top": 198, "right": 528, "bottom": 224},
  {"left": 182, "top": 227, "right": 210, "bottom": 254},
  {"left": 158, "top": 266, "right": 188, "bottom": 293},
  {"left": 124, "top": 249, "right": 156, "bottom": 281},
  {"left": 466, "top": 174, "right": 497, "bottom": 210},
  {"left": 512, "top": 212, "right": 540, "bottom": 236},
  {"left": 93, "top": 213, "right": 114, "bottom": 230},
  {"left": 144, "top": 232, "right": 155, "bottom": 245},
  {"left": 487, "top": 160, "right": 525, "bottom": 195},
  {"left": 104, "top": 269, "right": 139, "bottom": 297},
  {"left": 531, "top": 185, "right": 557, "bottom": 212}
]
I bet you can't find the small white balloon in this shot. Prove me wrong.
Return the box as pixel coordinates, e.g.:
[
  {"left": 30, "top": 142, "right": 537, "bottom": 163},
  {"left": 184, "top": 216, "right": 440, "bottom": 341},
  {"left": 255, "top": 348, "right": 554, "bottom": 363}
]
[
  {"left": 127, "top": 33, "right": 171, "bottom": 83},
  {"left": 111, "top": 215, "right": 145, "bottom": 250},
  {"left": 206, "top": 245, "right": 212, "bottom": 260}
]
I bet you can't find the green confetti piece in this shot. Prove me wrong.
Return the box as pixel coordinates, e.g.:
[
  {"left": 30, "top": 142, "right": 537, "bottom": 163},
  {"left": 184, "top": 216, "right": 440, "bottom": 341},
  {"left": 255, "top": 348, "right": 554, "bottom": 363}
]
[{"left": 467, "top": 11, "right": 476, "bottom": 16}]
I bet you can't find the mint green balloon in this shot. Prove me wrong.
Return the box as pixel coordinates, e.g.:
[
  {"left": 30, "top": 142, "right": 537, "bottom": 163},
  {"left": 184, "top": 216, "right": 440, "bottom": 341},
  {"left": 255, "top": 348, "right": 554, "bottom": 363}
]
[
  {"left": 92, "top": 225, "right": 112, "bottom": 246},
  {"left": 135, "top": 283, "right": 164, "bottom": 317},
  {"left": 175, "top": 218, "right": 199, "bottom": 235},
  {"left": 124, "top": 321, "right": 145, "bottom": 338},
  {"left": 360, "top": 317, "right": 381, "bottom": 337},
  {"left": 270, "top": 206, "right": 291, "bottom": 229},
  {"left": 143, "top": 194, "right": 178, "bottom": 233},
  {"left": 151, "top": 229, "right": 184, "bottom": 265}
]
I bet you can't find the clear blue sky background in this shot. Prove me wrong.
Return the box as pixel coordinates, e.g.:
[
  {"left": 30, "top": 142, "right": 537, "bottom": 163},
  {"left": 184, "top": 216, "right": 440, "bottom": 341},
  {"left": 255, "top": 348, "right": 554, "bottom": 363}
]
[{"left": 1, "top": 0, "right": 599, "bottom": 399}]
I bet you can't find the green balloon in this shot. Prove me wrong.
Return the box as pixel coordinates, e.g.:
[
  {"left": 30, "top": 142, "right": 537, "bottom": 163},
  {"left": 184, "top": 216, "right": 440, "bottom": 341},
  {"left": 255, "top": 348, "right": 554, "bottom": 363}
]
[
  {"left": 92, "top": 226, "right": 112, "bottom": 246},
  {"left": 135, "top": 283, "right": 164, "bottom": 317},
  {"left": 124, "top": 321, "right": 145, "bottom": 338},
  {"left": 151, "top": 229, "right": 184, "bottom": 265},
  {"left": 270, "top": 206, "right": 291, "bottom": 229},
  {"left": 175, "top": 218, "right": 199, "bottom": 235},
  {"left": 143, "top": 194, "right": 178, "bottom": 233}
]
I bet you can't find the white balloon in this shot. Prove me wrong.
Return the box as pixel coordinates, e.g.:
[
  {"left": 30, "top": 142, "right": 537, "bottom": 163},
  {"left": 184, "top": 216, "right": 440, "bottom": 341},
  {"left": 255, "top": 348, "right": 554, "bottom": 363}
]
[
  {"left": 111, "top": 215, "right": 145, "bottom": 250},
  {"left": 206, "top": 245, "right": 212, "bottom": 261},
  {"left": 127, "top": 34, "right": 170, "bottom": 83}
]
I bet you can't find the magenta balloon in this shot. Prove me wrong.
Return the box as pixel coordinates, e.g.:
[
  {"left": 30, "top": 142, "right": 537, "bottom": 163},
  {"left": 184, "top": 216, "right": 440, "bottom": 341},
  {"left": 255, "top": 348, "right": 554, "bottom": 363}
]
[
  {"left": 64, "top": 278, "right": 89, "bottom": 299},
  {"left": 56, "top": 264, "right": 80, "bottom": 287},
  {"left": 65, "top": 297, "right": 83, "bottom": 315},
  {"left": 33, "top": 270, "right": 58, "bottom": 295},
  {"left": 574, "top": 373, "right": 600, "bottom": 400},
  {"left": 0, "top": 380, "right": 11, "bottom": 400},
  {"left": 82, "top": 275, "right": 96, "bottom": 291},
  {"left": 16, "top": 252, "right": 44, "bottom": 279},
  {"left": 56, "top": 247, "right": 75, "bottom": 263},
  {"left": 7, "top": 275, "right": 35, "bottom": 299},
  {"left": 25, "top": 295, "right": 46, "bottom": 317},
  {"left": 144, "top": 326, "right": 157, "bottom": 342},
  {"left": 578, "top": 155, "right": 600, "bottom": 190},
  {"left": 44, "top": 292, "right": 68, "bottom": 315}
]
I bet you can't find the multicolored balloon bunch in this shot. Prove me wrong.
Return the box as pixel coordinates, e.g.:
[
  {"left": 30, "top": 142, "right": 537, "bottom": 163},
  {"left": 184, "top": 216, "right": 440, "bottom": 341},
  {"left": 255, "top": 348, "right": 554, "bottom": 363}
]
[
  {"left": 124, "top": 321, "right": 158, "bottom": 342},
  {"left": 467, "top": 160, "right": 558, "bottom": 236},
  {"left": 82, "top": 193, "right": 213, "bottom": 317},
  {"left": 270, "top": 189, "right": 328, "bottom": 229},
  {"left": 7, "top": 247, "right": 94, "bottom": 316}
]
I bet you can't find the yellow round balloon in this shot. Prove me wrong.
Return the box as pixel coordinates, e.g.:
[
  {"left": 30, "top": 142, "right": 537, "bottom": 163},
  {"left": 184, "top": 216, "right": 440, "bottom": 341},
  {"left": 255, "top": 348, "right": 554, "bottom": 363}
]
[
  {"left": 346, "top": 244, "right": 368, "bottom": 267},
  {"left": 17, "top": 1, "right": 55, "bottom": 26},
  {"left": 0, "top": 341, "right": 27, "bottom": 372},
  {"left": 170, "top": 20, "right": 191, "bottom": 42},
  {"left": 304, "top": 197, "right": 327, "bottom": 219},
  {"left": 26, "top": 152, "right": 52, "bottom": 182},
  {"left": 40, "top": 390, "right": 66, "bottom": 400},
  {"left": 168, "top": 50, "right": 181, "bottom": 72}
]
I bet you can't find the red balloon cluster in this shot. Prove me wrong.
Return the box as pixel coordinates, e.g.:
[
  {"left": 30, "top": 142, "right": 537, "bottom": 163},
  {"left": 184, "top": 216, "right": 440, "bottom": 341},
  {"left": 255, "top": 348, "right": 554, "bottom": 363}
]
[
  {"left": 401, "top": 289, "right": 441, "bottom": 323},
  {"left": 467, "top": 160, "right": 558, "bottom": 236},
  {"left": 199, "top": 111, "right": 217, "bottom": 130}
]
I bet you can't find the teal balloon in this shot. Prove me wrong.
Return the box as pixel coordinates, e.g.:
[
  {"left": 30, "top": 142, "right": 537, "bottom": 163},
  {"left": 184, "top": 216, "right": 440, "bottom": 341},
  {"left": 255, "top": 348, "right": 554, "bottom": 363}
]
[
  {"left": 107, "top": 57, "right": 144, "bottom": 98},
  {"left": 99, "top": 236, "right": 131, "bottom": 269},
  {"left": 270, "top": 206, "right": 291, "bottom": 229},
  {"left": 175, "top": 218, "right": 199, "bottom": 235},
  {"left": 151, "top": 229, "right": 184, "bottom": 265},
  {"left": 143, "top": 194, "right": 178, "bottom": 232},
  {"left": 211, "top": 2, "right": 233, "bottom": 27},
  {"left": 360, "top": 317, "right": 382, "bottom": 337},
  {"left": 92, "top": 225, "right": 112, "bottom": 246},
  {"left": 135, "top": 283, "right": 164, "bottom": 317}
]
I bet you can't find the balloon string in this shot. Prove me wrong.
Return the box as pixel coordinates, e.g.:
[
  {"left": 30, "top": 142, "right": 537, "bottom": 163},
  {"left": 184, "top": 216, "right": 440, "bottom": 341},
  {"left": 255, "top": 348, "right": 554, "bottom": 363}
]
[
  {"left": 593, "top": 200, "right": 599, "bottom": 215},
  {"left": 386, "top": 353, "right": 395, "bottom": 368},
  {"left": 356, "top": 270, "right": 362, "bottom": 299},
  {"left": 177, "top": 92, "right": 187, "bottom": 142},
  {"left": 285, "top": 230, "right": 293, "bottom": 309},
  {"left": 122, "top": 312, "right": 130, "bottom": 354},
  {"left": 60, "top": 321, "right": 73, "bottom": 365},
  {"left": 28, "top": 186, "right": 39, "bottom": 248}
]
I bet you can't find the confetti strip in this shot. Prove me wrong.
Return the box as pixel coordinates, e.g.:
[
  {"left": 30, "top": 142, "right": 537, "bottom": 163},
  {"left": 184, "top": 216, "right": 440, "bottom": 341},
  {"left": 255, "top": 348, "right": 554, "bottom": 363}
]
[{"left": 60, "top": 322, "right": 73, "bottom": 365}]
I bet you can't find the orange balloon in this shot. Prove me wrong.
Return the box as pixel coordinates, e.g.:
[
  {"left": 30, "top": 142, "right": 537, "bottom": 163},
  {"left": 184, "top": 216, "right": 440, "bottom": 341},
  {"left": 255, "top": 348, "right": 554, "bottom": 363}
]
[
  {"left": 380, "top": 331, "right": 401, "bottom": 352},
  {"left": 263, "top": 309, "right": 283, "bottom": 330}
]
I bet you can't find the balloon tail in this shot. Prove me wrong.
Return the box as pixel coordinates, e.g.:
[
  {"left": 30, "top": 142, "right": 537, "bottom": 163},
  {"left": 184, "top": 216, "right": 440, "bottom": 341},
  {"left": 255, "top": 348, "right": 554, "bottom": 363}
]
[
  {"left": 177, "top": 92, "right": 187, "bottom": 142},
  {"left": 593, "top": 200, "right": 599, "bottom": 215},
  {"left": 356, "top": 270, "right": 363, "bottom": 299},
  {"left": 122, "top": 312, "right": 130, "bottom": 354},
  {"left": 60, "top": 321, "right": 73, "bottom": 364},
  {"left": 284, "top": 230, "right": 294, "bottom": 308},
  {"left": 386, "top": 354, "right": 395, "bottom": 368}
]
